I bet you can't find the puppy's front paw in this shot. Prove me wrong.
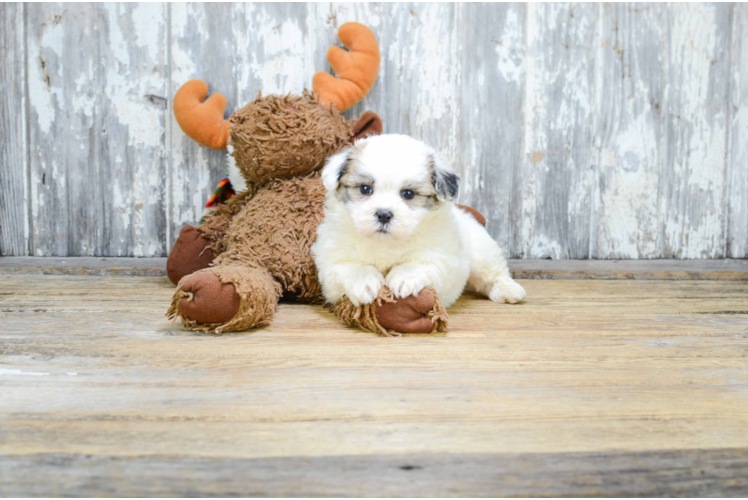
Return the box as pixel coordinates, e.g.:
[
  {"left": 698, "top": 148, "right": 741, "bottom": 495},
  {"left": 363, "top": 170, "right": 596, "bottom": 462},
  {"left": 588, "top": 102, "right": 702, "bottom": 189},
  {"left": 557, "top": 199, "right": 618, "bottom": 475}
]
[
  {"left": 345, "top": 270, "right": 385, "bottom": 306},
  {"left": 489, "top": 278, "right": 526, "bottom": 304},
  {"left": 386, "top": 266, "right": 429, "bottom": 299}
]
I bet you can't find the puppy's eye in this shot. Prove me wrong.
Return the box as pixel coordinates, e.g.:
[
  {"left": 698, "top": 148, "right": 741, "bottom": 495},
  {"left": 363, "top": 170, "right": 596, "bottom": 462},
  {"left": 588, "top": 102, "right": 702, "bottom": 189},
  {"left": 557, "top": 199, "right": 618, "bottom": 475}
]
[
  {"left": 401, "top": 189, "right": 415, "bottom": 200},
  {"left": 360, "top": 185, "right": 373, "bottom": 196}
]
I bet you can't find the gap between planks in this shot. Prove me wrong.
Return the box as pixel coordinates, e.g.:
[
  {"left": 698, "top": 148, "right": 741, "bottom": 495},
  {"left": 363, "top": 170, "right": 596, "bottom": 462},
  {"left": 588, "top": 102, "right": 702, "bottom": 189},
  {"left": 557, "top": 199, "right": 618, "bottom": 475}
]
[{"left": 0, "top": 256, "right": 747, "bottom": 280}]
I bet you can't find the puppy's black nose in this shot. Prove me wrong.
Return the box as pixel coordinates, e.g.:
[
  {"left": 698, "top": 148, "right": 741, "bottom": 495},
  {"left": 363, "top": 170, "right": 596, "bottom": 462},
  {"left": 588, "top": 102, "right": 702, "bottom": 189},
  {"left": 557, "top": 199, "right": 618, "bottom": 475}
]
[{"left": 376, "top": 210, "right": 393, "bottom": 224}]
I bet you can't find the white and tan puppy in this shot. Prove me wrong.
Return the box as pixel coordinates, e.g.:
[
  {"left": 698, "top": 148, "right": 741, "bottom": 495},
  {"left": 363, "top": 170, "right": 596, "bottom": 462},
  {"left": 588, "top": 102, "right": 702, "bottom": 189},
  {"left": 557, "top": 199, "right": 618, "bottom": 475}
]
[{"left": 312, "top": 134, "right": 526, "bottom": 309}]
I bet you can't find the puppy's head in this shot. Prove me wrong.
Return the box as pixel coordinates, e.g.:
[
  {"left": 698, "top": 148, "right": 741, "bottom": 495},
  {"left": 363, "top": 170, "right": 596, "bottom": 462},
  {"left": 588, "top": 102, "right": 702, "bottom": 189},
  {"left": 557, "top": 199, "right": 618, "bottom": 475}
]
[{"left": 321, "top": 134, "right": 459, "bottom": 240}]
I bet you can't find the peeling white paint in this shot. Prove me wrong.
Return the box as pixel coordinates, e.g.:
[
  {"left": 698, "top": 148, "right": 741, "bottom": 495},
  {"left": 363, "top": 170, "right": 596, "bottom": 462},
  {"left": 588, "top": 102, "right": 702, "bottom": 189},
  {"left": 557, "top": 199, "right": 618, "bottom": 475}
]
[
  {"left": 28, "top": 22, "right": 63, "bottom": 135},
  {"left": 103, "top": 5, "right": 164, "bottom": 149},
  {"left": 520, "top": 2, "right": 546, "bottom": 257},
  {"left": 495, "top": 8, "right": 524, "bottom": 84},
  {"left": 169, "top": 4, "right": 198, "bottom": 84},
  {"left": 409, "top": 6, "right": 458, "bottom": 131},
  {"left": 530, "top": 236, "right": 564, "bottom": 260},
  {"left": 664, "top": 3, "right": 730, "bottom": 258},
  {"left": 247, "top": 15, "right": 307, "bottom": 95}
]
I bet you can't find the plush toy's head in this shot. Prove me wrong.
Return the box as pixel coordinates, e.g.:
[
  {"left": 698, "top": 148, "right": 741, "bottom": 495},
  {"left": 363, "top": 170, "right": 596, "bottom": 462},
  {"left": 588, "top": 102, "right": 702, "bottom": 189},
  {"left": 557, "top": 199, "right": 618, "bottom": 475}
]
[
  {"left": 173, "top": 22, "right": 382, "bottom": 185},
  {"left": 228, "top": 92, "right": 380, "bottom": 185}
]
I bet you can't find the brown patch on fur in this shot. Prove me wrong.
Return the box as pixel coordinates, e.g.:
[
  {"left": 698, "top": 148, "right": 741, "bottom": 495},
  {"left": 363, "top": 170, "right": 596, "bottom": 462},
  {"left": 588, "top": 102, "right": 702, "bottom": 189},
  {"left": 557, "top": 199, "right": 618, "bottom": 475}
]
[
  {"left": 228, "top": 92, "right": 353, "bottom": 185},
  {"left": 332, "top": 141, "right": 372, "bottom": 199}
]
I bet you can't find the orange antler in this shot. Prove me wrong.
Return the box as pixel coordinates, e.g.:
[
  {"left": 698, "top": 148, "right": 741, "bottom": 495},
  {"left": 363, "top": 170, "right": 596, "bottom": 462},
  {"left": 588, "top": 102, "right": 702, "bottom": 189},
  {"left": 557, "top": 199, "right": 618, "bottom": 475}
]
[
  {"left": 313, "top": 22, "right": 380, "bottom": 112},
  {"left": 173, "top": 79, "right": 229, "bottom": 150}
]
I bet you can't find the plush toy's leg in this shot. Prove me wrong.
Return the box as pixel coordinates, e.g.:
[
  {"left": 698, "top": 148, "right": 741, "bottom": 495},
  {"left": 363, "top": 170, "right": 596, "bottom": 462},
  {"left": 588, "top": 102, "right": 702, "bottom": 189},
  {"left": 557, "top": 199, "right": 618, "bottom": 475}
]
[
  {"left": 166, "top": 226, "right": 215, "bottom": 285},
  {"left": 167, "top": 265, "right": 282, "bottom": 334},
  {"left": 333, "top": 287, "right": 448, "bottom": 337}
]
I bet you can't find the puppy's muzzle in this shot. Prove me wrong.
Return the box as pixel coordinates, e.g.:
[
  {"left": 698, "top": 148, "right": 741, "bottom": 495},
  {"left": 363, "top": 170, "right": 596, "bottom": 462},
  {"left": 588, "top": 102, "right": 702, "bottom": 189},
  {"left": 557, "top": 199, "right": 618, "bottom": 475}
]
[{"left": 375, "top": 209, "right": 393, "bottom": 225}]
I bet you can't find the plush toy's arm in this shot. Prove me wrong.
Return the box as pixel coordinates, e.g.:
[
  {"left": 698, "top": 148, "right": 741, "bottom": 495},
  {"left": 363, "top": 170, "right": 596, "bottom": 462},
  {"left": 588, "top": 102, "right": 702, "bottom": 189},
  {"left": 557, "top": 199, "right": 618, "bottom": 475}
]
[
  {"left": 174, "top": 79, "right": 230, "bottom": 150},
  {"left": 197, "top": 188, "right": 255, "bottom": 253},
  {"left": 313, "top": 23, "right": 380, "bottom": 112},
  {"left": 333, "top": 287, "right": 448, "bottom": 336}
]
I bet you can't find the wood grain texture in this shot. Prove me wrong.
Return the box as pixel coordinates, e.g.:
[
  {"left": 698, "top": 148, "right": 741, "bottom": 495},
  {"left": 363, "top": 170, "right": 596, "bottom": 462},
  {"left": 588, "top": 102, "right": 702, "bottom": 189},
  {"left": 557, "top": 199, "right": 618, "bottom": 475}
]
[
  {"left": 1, "top": 274, "right": 748, "bottom": 496},
  {"left": 98, "top": 4, "right": 169, "bottom": 258},
  {"left": 0, "top": 3, "right": 28, "bottom": 257},
  {"left": 519, "top": 3, "right": 597, "bottom": 259},
  {"left": 2, "top": 450, "right": 747, "bottom": 497},
  {"left": 25, "top": 4, "right": 168, "bottom": 258},
  {"left": 728, "top": 4, "right": 748, "bottom": 258},
  {"left": 26, "top": 3, "right": 95, "bottom": 257},
  {"left": 592, "top": 3, "right": 665, "bottom": 259},
  {"left": 234, "top": 3, "right": 313, "bottom": 104},
  {"left": 663, "top": 4, "right": 731, "bottom": 258},
  {"left": 3, "top": 3, "right": 748, "bottom": 258},
  {"left": 457, "top": 3, "right": 526, "bottom": 256}
]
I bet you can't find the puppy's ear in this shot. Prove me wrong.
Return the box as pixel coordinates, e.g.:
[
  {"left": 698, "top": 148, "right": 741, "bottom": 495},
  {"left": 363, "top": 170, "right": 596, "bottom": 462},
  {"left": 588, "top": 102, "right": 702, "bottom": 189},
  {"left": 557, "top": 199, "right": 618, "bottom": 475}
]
[
  {"left": 321, "top": 147, "right": 352, "bottom": 191},
  {"left": 430, "top": 155, "right": 459, "bottom": 201}
]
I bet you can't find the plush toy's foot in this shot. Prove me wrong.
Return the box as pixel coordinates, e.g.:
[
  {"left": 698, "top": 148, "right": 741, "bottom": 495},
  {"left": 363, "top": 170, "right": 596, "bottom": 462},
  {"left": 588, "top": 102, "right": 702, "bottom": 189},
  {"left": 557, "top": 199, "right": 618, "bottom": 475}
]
[
  {"left": 166, "top": 226, "right": 214, "bottom": 285},
  {"left": 174, "top": 271, "right": 241, "bottom": 324},
  {"left": 333, "top": 287, "right": 448, "bottom": 336},
  {"left": 376, "top": 290, "right": 442, "bottom": 333},
  {"left": 168, "top": 266, "right": 282, "bottom": 334}
]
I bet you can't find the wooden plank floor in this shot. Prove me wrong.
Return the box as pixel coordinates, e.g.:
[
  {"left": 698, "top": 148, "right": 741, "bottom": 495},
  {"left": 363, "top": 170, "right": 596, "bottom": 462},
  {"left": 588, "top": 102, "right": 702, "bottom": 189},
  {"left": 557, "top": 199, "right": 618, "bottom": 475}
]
[{"left": 1, "top": 266, "right": 748, "bottom": 496}]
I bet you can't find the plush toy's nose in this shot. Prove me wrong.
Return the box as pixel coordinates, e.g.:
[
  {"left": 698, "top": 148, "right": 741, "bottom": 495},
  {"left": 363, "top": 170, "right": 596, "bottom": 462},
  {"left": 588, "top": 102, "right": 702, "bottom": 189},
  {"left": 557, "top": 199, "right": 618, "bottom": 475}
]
[{"left": 376, "top": 210, "right": 393, "bottom": 224}]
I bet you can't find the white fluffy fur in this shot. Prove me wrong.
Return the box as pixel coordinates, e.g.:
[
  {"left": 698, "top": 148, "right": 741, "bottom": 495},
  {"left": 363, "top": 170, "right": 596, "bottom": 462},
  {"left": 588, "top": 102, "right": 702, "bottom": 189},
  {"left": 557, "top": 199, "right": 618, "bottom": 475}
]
[{"left": 312, "top": 134, "right": 526, "bottom": 308}]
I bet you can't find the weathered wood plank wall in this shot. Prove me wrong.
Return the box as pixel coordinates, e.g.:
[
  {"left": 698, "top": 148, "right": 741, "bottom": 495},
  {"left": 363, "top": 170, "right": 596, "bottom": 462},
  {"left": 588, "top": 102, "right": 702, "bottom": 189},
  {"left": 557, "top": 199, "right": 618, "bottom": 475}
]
[{"left": 1, "top": 2, "right": 746, "bottom": 259}]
